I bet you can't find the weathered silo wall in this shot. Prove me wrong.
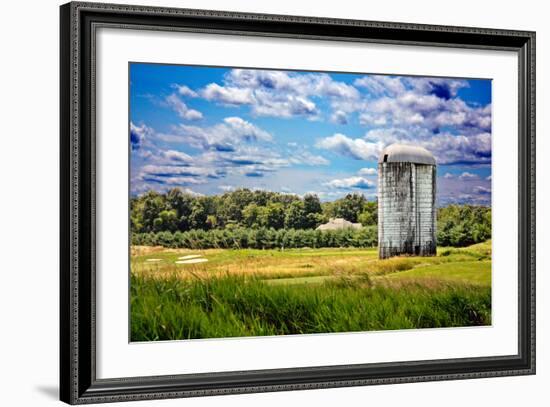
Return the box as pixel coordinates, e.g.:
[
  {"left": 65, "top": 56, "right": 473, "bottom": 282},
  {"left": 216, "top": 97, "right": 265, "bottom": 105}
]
[{"left": 378, "top": 144, "right": 436, "bottom": 259}]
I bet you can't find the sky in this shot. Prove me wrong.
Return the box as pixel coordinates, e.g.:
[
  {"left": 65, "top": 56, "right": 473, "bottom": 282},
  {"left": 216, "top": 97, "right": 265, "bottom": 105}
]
[{"left": 130, "top": 63, "right": 492, "bottom": 206}]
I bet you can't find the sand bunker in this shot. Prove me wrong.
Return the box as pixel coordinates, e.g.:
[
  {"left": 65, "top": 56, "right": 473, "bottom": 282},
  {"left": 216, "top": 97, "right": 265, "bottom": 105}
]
[
  {"left": 177, "top": 255, "right": 204, "bottom": 260},
  {"left": 175, "top": 258, "right": 209, "bottom": 264},
  {"left": 145, "top": 258, "right": 162, "bottom": 262}
]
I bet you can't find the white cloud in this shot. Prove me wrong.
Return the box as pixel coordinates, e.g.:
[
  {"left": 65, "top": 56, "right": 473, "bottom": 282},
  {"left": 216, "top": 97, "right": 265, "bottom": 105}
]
[
  {"left": 250, "top": 93, "right": 319, "bottom": 118},
  {"left": 130, "top": 122, "right": 153, "bottom": 150},
  {"left": 179, "top": 188, "right": 204, "bottom": 197},
  {"left": 358, "top": 167, "right": 377, "bottom": 176},
  {"left": 201, "top": 83, "right": 254, "bottom": 105},
  {"left": 288, "top": 151, "right": 330, "bottom": 166},
  {"left": 222, "top": 117, "right": 272, "bottom": 142},
  {"left": 199, "top": 69, "right": 360, "bottom": 120},
  {"left": 405, "top": 77, "right": 469, "bottom": 98},
  {"left": 161, "top": 150, "right": 193, "bottom": 164},
  {"left": 362, "top": 127, "right": 491, "bottom": 165},
  {"left": 443, "top": 173, "right": 454, "bottom": 179},
  {"left": 473, "top": 186, "right": 491, "bottom": 195},
  {"left": 324, "top": 176, "right": 375, "bottom": 190},
  {"left": 227, "top": 69, "right": 359, "bottom": 100},
  {"left": 458, "top": 172, "right": 478, "bottom": 180},
  {"left": 141, "top": 175, "right": 206, "bottom": 186},
  {"left": 174, "top": 84, "right": 198, "bottom": 98},
  {"left": 172, "top": 117, "right": 272, "bottom": 152},
  {"left": 165, "top": 94, "right": 203, "bottom": 120},
  {"left": 330, "top": 110, "right": 348, "bottom": 124},
  {"left": 354, "top": 75, "right": 490, "bottom": 140},
  {"left": 354, "top": 75, "right": 406, "bottom": 96},
  {"left": 316, "top": 133, "right": 383, "bottom": 161},
  {"left": 219, "top": 185, "right": 236, "bottom": 192},
  {"left": 140, "top": 164, "right": 223, "bottom": 179},
  {"left": 486, "top": 175, "right": 492, "bottom": 181}
]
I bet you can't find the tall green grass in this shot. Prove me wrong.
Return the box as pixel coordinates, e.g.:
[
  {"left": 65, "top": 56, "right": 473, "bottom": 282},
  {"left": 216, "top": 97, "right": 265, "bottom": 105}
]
[{"left": 130, "top": 273, "right": 491, "bottom": 341}]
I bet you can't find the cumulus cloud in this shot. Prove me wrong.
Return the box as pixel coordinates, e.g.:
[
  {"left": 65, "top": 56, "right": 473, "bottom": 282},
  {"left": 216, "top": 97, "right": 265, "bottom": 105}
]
[
  {"left": 331, "top": 110, "right": 349, "bottom": 124},
  {"left": 227, "top": 69, "right": 359, "bottom": 99},
  {"left": 171, "top": 116, "right": 272, "bottom": 152},
  {"left": 201, "top": 83, "right": 254, "bottom": 105},
  {"left": 355, "top": 75, "right": 490, "bottom": 140},
  {"left": 161, "top": 150, "right": 193, "bottom": 165},
  {"left": 223, "top": 117, "right": 272, "bottom": 142},
  {"left": 354, "top": 75, "right": 406, "bottom": 97},
  {"left": 324, "top": 176, "right": 375, "bottom": 190},
  {"left": 130, "top": 122, "right": 153, "bottom": 151},
  {"left": 405, "top": 77, "right": 469, "bottom": 99},
  {"left": 358, "top": 167, "right": 377, "bottom": 176},
  {"left": 316, "top": 133, "right": 383, "bottom": 161},
  {"left": 438, "top": 170, "right": 491, "bottom": 206},
  {"left": 131, "top": 67, "right": 492, "bottom": 203},
  {"left": 198, "top": 68, "right": 359, "bottom": 120},
  {"left": 141, "top": 175, "right": 206, "bottom": 186},
  {"left": 165, "top": 93, "right": 203, "bottom": 120},
  {"left": 473, "top": 186, "right": 491, "bottom": 195},
  {"left": 362, "top": 127, "right": 491, "bottom": 165},
  {"left": 458, "top": 172, "right": 478, "bottom": 180},
  {"left": 140, "top": 164, "right": 224, "bottom": 179},
  {"left": 288, "top": 151, "right": 330, "bottom": 166},
  {"left": 174, "top": 84, "right": 199, "bottom": 98}
]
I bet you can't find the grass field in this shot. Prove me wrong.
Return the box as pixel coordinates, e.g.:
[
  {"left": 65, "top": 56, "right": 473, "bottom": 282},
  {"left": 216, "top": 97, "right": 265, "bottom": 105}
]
[{"left": 130, "top": 241, "right": 491, "bottom": 341}]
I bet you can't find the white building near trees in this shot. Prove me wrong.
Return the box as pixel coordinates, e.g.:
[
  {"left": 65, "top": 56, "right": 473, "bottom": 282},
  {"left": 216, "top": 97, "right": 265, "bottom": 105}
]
[{"left": 316, "top": 218, "right": 363, "bottom": 231}]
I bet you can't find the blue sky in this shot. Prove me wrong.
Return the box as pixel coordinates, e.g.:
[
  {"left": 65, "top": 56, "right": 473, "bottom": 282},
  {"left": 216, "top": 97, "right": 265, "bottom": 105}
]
[{"left": 130, "top": 63, "right": 492, "bottom": 205}]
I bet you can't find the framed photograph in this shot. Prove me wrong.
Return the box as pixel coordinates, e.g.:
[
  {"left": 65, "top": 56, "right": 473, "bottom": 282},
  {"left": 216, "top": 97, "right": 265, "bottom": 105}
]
[{"left": 60, "top": 1, "right": 535, "bottom": 404}]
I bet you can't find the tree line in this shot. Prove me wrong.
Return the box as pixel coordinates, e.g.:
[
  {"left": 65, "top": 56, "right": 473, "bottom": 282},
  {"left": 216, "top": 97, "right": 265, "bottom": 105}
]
[
  {"left": 132, "top": 226, "right": 378, "bottom": 250},
  {"left": 436, "top": 204, "right": 491, "bottom": 247},
  {"left": 130, "top": 188, "right": 377, "bottom": 233},
  {"left": 131, "top": 188, "right": 491, "bottom": 248}
]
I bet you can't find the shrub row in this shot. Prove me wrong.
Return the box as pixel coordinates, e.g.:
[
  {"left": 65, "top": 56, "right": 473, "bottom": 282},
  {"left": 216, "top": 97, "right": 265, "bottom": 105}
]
[{"left": 132, "top": 226, "right": 378, "bottom": 250}]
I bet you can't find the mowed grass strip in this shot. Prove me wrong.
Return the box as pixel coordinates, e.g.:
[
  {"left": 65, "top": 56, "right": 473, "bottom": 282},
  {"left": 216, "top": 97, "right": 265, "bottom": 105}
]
[
  {"left": 130, "top": 241, "right": 491, "bottom": 282},
  {"left": 131, "top": 247, "right": 380, "bottom": 280},
  {"left": 381, "top": 260, "right": 491, "bottom": 287}
]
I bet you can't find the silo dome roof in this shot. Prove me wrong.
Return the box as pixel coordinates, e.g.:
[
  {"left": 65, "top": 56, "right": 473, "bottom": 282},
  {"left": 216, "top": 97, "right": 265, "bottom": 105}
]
[{"left": 378, "top": 144, "right": 436, "bottom": 165}]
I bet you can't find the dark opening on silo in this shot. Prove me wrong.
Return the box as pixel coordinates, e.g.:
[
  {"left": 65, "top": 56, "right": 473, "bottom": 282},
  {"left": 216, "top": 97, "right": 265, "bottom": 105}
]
[{"left": 377, "top": 144, "right": 437, "bottom": 259}]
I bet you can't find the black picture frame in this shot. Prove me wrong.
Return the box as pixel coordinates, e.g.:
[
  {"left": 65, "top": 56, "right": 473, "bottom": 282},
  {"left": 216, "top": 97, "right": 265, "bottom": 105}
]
[{"left": 60, "top": 2, "right": 536, "bottom": 404}]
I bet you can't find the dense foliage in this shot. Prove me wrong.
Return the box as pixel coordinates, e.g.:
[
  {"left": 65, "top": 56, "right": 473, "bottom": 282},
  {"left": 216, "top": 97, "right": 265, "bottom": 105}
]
[
  {"left": 132, "top": 226, "right": 377, "bottom": 249},
  {"left": 131, "top": 188, "right": 377, "bottom": 232},
  {"left": 131, "top": 189, "right": 491, "bottom": 248},
  {"left": 436, "top": 205, "right": 491, "bottom": 247}
]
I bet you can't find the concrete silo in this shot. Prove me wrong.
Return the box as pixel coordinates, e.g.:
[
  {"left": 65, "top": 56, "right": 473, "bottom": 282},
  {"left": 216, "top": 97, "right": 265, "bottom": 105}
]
[{"left": 378, "top": 144, "right": 437, "bottom": 259}]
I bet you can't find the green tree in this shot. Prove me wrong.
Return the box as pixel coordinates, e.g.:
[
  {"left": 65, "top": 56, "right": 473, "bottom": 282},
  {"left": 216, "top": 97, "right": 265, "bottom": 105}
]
[
  {"left": 436, "top": 204, "right": 491, "bottom": 247},
  {"left": 242, "top": 203, "right": 261, "bottom": 228},
  {"left": 285, "top": 201, "right": 306, "bottom": 229},
  {"left": 165, "top": 188, "right": 195, "bottom": 231},
  {"left": 153, "top": 209, "right": 177, "bottom": 232},
  {"left": 259, "top": 203, "right": 285, "bottom": 229},
  {"left": 303, "top": 194, "right": 322, "bottom": 228},
  {"left": 358, "top": 210, "right": 375, "bottom": 226},
  {"left": 189, "top": 201, "right": 207, "bottom": 230},
  {"left": 335, "top": 193, "right": 366, "bottom": 223},
  {"left": 205, "top": 214, "right": 218, "bottom": 230},
  {"left": 140, "top": 191, "right": 166, "bottom": 232}
]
